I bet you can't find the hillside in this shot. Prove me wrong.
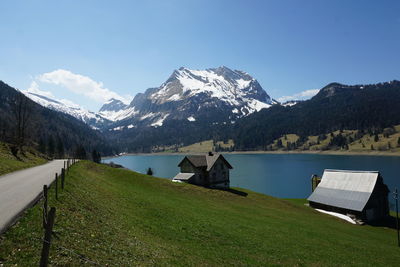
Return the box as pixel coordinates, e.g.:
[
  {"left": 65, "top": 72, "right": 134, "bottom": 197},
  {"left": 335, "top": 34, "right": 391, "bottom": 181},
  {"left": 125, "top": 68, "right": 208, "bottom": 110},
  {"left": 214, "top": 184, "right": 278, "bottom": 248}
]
[
  {"left": 0, "top": 142, "right": 47, "bottom": 176},
  {"left": 234, "top": 80, "right": 400, "bottom": 150},
  {"left": 1, "top": 161, "right": 399, "bottom": 266},
  {"left": 0, "top": 81, "right": 116, "bottom": 156},
  {"left": 264, "top": 125, "right": 400, "bottom": 154}
]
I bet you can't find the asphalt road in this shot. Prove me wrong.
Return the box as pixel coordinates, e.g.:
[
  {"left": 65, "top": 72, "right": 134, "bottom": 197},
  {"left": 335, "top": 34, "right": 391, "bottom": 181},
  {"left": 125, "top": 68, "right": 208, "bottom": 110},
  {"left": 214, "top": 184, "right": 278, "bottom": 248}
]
[{"left": 0, "top": 160, "right": 66, "bottom": 234}]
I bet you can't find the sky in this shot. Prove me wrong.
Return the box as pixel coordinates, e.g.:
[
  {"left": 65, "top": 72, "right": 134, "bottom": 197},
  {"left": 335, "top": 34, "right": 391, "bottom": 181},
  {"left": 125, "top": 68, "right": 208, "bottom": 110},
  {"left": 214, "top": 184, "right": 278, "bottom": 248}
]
[{"left": 0, "top": 0, "right": 399, "bottom": 111}]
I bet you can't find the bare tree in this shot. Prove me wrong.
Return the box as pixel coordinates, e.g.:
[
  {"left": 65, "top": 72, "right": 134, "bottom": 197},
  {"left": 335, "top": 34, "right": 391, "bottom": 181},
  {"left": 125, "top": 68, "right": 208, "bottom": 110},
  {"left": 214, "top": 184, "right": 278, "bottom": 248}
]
[{"left": 11, "top": 93, "right": 32, "bottom": 156}]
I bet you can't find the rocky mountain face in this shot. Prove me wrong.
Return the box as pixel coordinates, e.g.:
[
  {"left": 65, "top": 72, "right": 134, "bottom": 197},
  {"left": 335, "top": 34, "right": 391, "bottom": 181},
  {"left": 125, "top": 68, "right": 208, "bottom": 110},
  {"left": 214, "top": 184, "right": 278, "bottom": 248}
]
[{"left": 104, "top": 66, "right": 276, "bottom": 131}]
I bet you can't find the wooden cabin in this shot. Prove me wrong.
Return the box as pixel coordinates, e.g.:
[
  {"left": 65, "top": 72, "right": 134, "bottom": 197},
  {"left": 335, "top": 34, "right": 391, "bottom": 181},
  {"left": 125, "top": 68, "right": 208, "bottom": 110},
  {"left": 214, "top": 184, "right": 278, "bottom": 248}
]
[
  {"left": 308, "top": 169, "right": 390, "bottom": 223},
  {"left": 172, "top": 152, "right": 232, "bottom": 189}
]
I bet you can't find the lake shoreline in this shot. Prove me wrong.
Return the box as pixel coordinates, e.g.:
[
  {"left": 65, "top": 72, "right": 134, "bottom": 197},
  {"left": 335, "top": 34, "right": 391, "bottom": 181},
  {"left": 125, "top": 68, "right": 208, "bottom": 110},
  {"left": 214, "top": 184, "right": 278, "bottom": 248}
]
[{"left": 103, "top": 149, "right": 400, "bottom": 159}]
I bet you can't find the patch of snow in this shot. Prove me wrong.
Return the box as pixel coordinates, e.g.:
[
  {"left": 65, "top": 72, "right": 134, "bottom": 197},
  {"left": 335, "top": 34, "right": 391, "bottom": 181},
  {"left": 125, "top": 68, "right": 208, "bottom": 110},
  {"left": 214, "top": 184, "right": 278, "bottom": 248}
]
[
  {"left": 315, "top": 209, "right": 356, "bottom": 224},
  {"left": 282, "top": 101, "right": 298, "bottom": 107},
  {"left": 236, "top": 78, "right": 251, "bottom": 89},
  {"left": 99, "top": 106, "right": 138, "bottom": 122},
  {"left": 167, "top": 94, "right": 181, "bottom": 101},
  {"left": 150, "top": 114, "right": 169, "bottom": 127},
  {"left": 187, "top": 116, "right": 196, "bottom": 122},
  {"left": 140, "top": 112, "right": 156, "bottom": 120},
  {"left": 127, "top": 124, "right": 135, "bottom": 129},
  {"left": 112, "top": 126, "right": 124, "bottom": 131},
  {"left": 232, "top": 108, "right": 239, "bottom": 114},
  {"left": 246, "top": 99, "right": 271, "bottom": 113}
]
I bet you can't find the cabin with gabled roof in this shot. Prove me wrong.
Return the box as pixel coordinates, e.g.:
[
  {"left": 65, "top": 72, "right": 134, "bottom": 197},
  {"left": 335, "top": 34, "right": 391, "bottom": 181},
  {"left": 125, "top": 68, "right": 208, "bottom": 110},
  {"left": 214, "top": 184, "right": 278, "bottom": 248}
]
[
  {"left": 307, "top": 169, "right": 390, "bottom": 223},
  {"left": 172, "top": 152, "right": 232, "bottom": 189}
]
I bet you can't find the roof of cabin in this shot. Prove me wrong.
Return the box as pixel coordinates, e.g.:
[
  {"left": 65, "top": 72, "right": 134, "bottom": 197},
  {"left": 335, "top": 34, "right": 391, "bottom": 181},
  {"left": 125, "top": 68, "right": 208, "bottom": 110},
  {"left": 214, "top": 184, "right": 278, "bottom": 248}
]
[
  {"left": 307, "top": 169, "right": 380, "bottom": 212},
  {"left": 178, "top": 153, "right": 233, "bottom": 171},
  {"left": 173, "top": 172, "right": 195, "bottom": 181}
]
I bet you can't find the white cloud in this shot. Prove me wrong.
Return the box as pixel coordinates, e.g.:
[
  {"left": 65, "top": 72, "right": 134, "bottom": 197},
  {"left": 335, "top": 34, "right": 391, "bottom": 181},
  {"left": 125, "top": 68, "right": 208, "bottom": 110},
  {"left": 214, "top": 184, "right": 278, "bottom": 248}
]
[
  {"left": 277, "top": 89, "right": 319, "bottom": 103},
  {"left": 37, "top": 69, "right": 131, "bottom": 104},
  {"left": 25, "top": 81, "right": 56, "bottom": 99}
]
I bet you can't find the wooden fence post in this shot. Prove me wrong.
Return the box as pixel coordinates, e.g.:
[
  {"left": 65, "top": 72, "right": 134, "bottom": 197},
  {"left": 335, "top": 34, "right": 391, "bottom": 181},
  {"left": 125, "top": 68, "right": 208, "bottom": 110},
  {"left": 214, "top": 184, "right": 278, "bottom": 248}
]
[
  {"left": 42, "top": 185, "right": 48, "bottom": 229},
  {"left": 55, "top": 173, "right": 58, "bottom": 200},
  {"left": 39, "top": 207, "right": 56, "bottom": 267},
  {"left": 61, "top": 168, "right": 65, "bottom": 189}
]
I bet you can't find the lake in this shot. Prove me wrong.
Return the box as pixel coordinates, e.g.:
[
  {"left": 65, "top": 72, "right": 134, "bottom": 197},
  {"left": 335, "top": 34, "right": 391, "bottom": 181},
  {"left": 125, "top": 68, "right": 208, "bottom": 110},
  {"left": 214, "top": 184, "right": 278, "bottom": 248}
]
[{"left": 103, "top": 153, "right": 400, "bottom": 209}]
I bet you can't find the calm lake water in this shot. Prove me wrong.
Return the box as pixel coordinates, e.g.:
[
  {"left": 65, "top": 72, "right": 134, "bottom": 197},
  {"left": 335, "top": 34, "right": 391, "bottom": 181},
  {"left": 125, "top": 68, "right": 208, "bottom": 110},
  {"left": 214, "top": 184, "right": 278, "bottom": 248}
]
[{"left": 103, "top": 153, "right": 400, "bottom": 209}]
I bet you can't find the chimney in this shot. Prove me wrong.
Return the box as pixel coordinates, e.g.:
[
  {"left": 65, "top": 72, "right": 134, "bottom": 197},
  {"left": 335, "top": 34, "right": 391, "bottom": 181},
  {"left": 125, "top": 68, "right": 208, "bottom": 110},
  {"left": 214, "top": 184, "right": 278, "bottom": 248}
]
[{"left": 208, "top": 151, "right": 213, "bottom": 156}]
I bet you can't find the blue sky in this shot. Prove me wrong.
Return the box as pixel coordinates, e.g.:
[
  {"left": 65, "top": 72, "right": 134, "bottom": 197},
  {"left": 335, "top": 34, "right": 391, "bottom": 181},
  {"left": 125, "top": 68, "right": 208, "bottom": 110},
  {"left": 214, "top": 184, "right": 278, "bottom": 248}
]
[{"left": 1, "top": 0, "right": 399, "bottom": 111}]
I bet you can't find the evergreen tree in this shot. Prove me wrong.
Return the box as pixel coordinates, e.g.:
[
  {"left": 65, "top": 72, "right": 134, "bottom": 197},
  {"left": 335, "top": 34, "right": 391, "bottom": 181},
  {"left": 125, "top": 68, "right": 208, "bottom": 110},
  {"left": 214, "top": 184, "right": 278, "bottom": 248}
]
[
  {"left": 371, "top": 144, "right": 374, "bottom": 150},
  {"left": 74, "top": 144, "right": 87, "bottom": 159},
  {"left": 47, "top": 136, "right": 55, "bottom": 158},
  {"left": 56, "top": 136, "right": 64, "bottom": 158},
  {"left": 374, "top": 134, "right": 379, "bottom": 142},
  {"left": 398, "top": 137, "right": 400, "bottom": 147},
  {"left": 91, "top": 149, "right": 101, "bottom": 163},
  {"left": 286, "top": 141, "right": 291, "bottom": 150},
  {"left": 147, "top": 167, "right": 153, "bottom": 176},
  {"left": 38, "top": 137, "right": 46, "bottom": 154},
  {"left": 276, "top": 139, "right": 283, "bottom": 148}
]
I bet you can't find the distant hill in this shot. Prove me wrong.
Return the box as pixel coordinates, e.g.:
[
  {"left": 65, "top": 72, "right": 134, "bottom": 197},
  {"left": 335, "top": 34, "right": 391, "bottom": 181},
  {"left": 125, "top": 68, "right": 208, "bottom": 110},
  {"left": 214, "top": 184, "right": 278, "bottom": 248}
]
[{"left": 233, "top": 80, "right": 400, "bottom": 150}]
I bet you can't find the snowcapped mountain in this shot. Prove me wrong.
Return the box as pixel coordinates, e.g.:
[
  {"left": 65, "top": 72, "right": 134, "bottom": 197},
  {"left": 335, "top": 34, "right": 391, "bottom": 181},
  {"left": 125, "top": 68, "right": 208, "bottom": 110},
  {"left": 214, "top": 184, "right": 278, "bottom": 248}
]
[
  {"left": 98, "top": 98, "right": 137, "bottom": 121},
  {"left": 24, "top": 66, "right": 276, "bottom": 131},
  {"left": 23, "top": 91, "right": 110, "bottom": 130},
  {"left": 103, "top": 66, "right": 277, "bottom": 130}
]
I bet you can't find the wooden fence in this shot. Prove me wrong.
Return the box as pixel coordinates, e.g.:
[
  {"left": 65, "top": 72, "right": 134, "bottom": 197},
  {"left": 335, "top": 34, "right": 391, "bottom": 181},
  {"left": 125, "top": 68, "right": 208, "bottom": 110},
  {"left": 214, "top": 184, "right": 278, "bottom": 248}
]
[{"left": 39, "top": 158, "right": 77, "bottom": 267}]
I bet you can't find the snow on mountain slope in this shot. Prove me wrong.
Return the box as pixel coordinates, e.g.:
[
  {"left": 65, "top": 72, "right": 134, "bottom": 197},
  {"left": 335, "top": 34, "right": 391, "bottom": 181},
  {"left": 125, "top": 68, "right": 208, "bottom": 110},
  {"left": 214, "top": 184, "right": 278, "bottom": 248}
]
[
  {"left": 151, "top": 66, "right": 275, "bottom": 112},
  {"left": 98, "top": 98, "right": 138, "bottom": 121},
  {"left": 102, "top": 66, "right": 277, "bottom": 129},
  {"left": 23, "top": 92, "right": 109, "bottom": 129}
]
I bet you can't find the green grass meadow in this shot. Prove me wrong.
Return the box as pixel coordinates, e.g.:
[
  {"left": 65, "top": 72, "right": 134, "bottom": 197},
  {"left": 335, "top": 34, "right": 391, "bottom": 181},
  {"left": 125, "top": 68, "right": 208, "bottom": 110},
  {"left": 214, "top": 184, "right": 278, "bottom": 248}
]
[{"left": 1, "top": 161, "right": 400, "bottom": 266}]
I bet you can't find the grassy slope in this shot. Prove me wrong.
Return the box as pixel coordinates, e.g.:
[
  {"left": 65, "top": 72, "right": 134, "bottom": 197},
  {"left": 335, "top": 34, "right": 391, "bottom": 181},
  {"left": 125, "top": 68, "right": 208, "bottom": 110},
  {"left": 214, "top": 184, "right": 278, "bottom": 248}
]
[
  {"left": 1, "top": 161, "right": 400, "bottom": 266},
  {"left": 155, "top": 126, "right": 400, "bottom": 154},
  {"left": 268, "top": 125, "right": 400, "bottom": 154},
  {"left": 178, "top": 140, "right": 234, "bottom": 153},
  {"left": 0, "top": 142, "right": 47, "bottom": 176}
]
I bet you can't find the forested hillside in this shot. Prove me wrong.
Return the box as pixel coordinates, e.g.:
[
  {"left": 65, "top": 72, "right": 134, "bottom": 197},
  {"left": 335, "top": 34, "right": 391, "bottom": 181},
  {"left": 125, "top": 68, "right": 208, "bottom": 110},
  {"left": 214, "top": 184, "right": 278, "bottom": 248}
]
[
  {"left": 0, "top": 81, "right": 116, "bottom": 157},
  {"left": 233, "top": 81, "right": 400, "bottom": 150}
]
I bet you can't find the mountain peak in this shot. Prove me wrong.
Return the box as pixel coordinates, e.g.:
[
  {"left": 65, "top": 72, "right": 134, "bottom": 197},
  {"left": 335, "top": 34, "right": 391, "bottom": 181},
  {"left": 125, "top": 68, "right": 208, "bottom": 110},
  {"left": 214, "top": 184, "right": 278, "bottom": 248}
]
[{"left": 99, "top": 98, "right": 128, "bottom": 113}]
